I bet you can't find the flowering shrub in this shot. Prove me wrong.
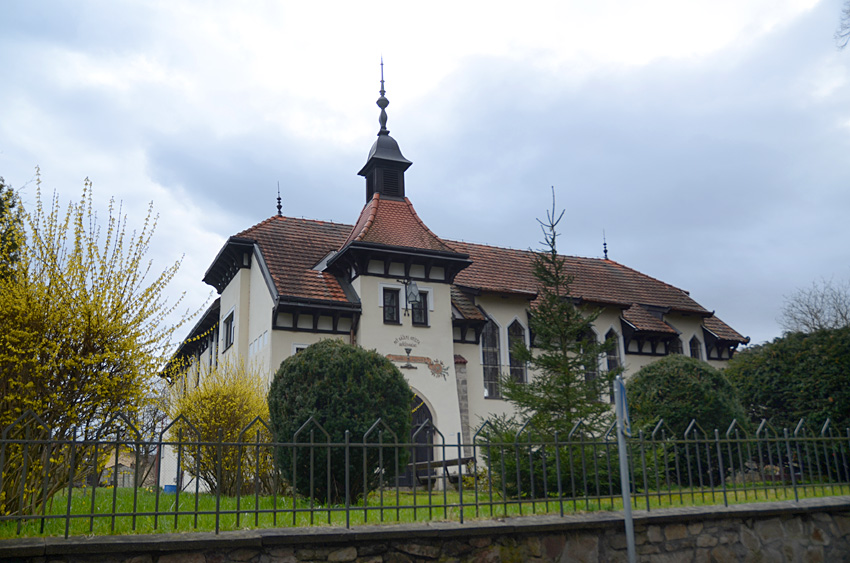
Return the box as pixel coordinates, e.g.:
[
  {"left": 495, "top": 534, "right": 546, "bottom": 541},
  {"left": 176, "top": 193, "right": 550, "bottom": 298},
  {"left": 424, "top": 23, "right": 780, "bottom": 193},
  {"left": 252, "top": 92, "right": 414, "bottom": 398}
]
[{"left": 169, "top": 361, "right": 277, "bottom": 496}]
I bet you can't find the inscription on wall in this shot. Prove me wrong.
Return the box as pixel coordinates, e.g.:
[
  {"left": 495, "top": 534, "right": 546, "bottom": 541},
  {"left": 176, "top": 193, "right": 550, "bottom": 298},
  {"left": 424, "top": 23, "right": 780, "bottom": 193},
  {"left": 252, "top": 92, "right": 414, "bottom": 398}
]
[{"left": 393, "top": 335, "right": 420, "bottom": 349}]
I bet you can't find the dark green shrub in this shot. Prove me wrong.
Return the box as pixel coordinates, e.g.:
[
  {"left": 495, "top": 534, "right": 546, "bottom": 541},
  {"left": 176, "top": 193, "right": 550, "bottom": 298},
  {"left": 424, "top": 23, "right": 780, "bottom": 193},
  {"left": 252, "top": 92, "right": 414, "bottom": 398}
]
[
  {"left": 626, "top": 355, "right": 748, "bottom": 488},
  {"left": 268, "top": 339, "right": 412, "bottom": 504},
  {"left": 477, "top": 415, "right": 623, "bottom": 500},
  {"left": 626, "top": 355, "right": 747, "bottom": 436},
  {"left": 725, "top": 327, "right": 850, "bottom": 432}
]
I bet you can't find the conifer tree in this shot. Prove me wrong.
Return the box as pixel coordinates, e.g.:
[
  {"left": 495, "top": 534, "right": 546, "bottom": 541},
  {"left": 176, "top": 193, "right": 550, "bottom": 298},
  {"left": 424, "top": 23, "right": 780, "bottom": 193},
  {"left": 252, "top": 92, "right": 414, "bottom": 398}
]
[{"left": 500, "top": 193, "right": 619, "bottom": 436}]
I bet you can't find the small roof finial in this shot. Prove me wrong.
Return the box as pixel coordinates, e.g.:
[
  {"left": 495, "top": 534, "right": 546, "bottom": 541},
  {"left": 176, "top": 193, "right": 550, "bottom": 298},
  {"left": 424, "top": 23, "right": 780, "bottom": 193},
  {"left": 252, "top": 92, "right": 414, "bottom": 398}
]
[
  {"left": 377, "top": 57, "right": 389, "bottom": 135},
  {"left": 380, "top": 56, "right": 385, "bottom": 97},
  {"left": 276, "top": 182, "right": 282, "bottom": 216},
  {"left": 603, "top": 229, "right": 609, "bottom": 260}
]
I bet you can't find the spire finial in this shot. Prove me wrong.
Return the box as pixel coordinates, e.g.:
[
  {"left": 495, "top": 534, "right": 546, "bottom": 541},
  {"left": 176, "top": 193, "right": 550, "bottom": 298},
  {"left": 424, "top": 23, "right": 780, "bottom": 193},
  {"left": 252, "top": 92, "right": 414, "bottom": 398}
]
[
  {"left": 276, "top": 182, "right": 282, "bottom": 216},
  {"left": 380, "top": 56, "right": 385, "bottom": 97},
  {"left": 603, "top": 230, "right": 609, "bottom": 260},
  {"left": 377, "top": 58, "right": 389, "bottom": 135}
]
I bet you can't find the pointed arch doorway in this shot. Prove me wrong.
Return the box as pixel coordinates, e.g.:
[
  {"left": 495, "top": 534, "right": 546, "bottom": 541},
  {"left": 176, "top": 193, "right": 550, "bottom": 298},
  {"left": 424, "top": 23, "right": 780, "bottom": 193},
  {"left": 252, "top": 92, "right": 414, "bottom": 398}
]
[{"left": 398, "top": 394, "right": 435, "bottom": 487}]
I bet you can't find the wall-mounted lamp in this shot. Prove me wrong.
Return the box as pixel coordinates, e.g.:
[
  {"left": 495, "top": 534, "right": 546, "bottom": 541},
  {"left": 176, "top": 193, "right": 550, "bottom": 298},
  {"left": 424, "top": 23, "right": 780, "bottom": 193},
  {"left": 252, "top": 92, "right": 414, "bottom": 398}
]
[{"left": 397, "top": 278, "right": 420, "bottom": 315}]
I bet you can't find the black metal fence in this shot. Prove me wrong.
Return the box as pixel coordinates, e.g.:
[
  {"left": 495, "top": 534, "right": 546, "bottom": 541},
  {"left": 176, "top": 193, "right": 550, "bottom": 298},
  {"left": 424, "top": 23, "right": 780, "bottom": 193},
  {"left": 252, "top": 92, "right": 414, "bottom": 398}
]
[{"left": 1, "top": 410, "right": 849, "bottom": 538}]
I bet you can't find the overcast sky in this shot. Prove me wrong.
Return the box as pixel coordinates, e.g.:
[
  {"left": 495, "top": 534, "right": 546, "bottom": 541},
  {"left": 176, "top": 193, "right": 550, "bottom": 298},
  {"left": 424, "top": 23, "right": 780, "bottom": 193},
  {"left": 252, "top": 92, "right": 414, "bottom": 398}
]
[{"left": 2, "top": 0, "right": 849, "bottom": 348}]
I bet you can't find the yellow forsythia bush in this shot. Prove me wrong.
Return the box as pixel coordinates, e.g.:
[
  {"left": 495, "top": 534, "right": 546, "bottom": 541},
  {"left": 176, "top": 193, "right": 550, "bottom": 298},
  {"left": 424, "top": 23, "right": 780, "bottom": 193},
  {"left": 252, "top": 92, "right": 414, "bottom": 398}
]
[
  {"left": 169, "top": 361, "right": 277, "bottom": 496},
  {"left": 1, "top": 173, "right": 191, "bottom": 516}
]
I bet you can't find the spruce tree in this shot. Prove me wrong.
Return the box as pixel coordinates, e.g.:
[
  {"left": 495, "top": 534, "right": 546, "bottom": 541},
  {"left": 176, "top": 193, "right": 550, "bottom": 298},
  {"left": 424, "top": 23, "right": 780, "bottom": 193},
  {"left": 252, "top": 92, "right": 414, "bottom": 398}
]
[{"left": 501, "top": 193, "right": 619, "bottom": 436}]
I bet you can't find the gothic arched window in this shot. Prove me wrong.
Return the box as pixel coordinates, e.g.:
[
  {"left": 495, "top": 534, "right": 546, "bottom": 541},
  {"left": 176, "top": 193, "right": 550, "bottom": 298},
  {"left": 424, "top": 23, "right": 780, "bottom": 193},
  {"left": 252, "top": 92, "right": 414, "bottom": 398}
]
[
  {"left": 482, "top": 319, "right": 501, "bottom": 398},
  {"left": 508, "top": 320, "right": 526, "bottom": 383},
  {"left": 689, "top": 336, "right": 702, "bottom": 360}
]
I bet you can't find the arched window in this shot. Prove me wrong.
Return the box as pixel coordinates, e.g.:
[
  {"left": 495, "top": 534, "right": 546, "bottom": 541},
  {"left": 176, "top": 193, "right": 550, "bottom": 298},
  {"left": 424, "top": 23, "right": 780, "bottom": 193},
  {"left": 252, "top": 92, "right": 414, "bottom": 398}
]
[
  {"left": 580, "top": 329, "right": 599, "bottom": 383},
  {"left": 508, "top": 320, "right": 526, "bottom": 383},
  {"left": 606, "top": 329, "right": 621, "bottom": 372},
  {"left": 482, "top": 319, "right": 501, "bottom": 398},
  {"left": 689, "top": 336, "right": 702, "bottom": 360}
]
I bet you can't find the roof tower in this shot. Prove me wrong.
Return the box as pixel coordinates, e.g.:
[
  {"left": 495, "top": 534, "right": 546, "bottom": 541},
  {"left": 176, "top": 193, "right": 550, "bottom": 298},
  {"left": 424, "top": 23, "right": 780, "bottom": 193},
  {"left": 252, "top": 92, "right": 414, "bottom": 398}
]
[{"left": 358, "top": 60, "right": 412, "bottom": 203}]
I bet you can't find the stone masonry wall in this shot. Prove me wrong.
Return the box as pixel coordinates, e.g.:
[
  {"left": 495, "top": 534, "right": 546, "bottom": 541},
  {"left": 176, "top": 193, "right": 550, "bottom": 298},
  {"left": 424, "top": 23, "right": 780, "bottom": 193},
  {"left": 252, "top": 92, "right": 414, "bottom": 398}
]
[{"left": 2, "top": 497, "right": 848, "bottom": 563}]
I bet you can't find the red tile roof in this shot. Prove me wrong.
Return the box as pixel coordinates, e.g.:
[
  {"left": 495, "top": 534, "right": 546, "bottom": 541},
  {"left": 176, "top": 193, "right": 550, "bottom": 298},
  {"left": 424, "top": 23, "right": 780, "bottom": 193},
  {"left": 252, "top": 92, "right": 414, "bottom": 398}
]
[
  {"left": 237, "top": 216, "right": 351, "bottom": 303},
  {"left": 225, "top": 214, "right": 743, "bottom": 341},
  {"left": 341, "top": 194, "right": 460, "bottom": 254},
  {"left": 451, "top": 286, "right": 487, "bottom": 321},
  {"left": 622, "top": 304, "right": 678, "bottom": 334},
  {"left": 704, "top": 315, "right": 748, "bottom": 343},
  {"left": 450, "top": 241, "right": 709, "bottom": 315}
]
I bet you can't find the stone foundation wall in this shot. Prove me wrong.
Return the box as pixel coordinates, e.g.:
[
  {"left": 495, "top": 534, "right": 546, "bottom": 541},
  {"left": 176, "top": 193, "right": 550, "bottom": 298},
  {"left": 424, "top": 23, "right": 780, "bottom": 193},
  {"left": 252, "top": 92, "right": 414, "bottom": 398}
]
[{"left": 2, "top": 497, "right": 849, "bottom": 563}]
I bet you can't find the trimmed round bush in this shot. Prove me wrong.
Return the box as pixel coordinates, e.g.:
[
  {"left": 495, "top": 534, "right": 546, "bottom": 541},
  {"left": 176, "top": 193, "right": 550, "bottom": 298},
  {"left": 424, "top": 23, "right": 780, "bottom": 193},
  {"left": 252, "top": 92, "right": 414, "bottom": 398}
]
[
  {"left": 626, "top": 355, "right": 747, "bottom": 435},
  {"left": 268, "top": 339, "right": 412, "bottom": 504}
]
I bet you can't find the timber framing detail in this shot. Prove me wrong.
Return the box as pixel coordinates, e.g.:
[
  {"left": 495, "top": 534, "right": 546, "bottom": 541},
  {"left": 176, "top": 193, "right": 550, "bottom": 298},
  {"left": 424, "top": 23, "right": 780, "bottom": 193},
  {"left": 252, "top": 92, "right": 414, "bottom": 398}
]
[
  {"left": 273, "top": 300, "right": 360, "bottom": 335},
  {"left": 327, "top": 242, "right": 472, "bottom": 284},
  {"left": 203, "top": 237, "right": 255, "bottom": 293},
  {"left": 621, "top": 318, "right": 679, "bottom": 356}
]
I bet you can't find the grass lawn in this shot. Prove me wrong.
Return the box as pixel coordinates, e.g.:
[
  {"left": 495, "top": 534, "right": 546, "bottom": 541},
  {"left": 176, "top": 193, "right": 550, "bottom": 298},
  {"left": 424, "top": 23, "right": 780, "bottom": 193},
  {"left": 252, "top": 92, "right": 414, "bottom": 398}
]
[{"left": 2, "top": 482, "right": 848, "bottom": 539}]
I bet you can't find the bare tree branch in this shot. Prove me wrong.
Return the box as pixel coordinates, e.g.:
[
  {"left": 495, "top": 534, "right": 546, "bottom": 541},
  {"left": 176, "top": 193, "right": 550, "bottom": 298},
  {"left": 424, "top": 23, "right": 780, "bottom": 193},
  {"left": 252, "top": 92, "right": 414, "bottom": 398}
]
[
  {"left": 779, "top": 278, "right": 850, "bottom": 333},
  {"left": 837, "top": 0, "right": 850, "bottom": 49}
]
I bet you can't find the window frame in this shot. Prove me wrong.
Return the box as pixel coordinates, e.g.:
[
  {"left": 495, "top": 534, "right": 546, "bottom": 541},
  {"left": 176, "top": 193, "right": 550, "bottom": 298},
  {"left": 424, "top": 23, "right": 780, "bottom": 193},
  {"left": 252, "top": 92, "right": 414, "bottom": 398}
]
[
  {"left": 481, "top": 318, "right": 502, "bottom": 399},
  {"left": 383, "top": 287, "right": 401, "bottom": 324},
  {"left": 689, "top": 336, "right": 702, "bottom": 360},
  {"left": 507, "top": 319, "right": 527, "bottom": 383},
  {"left": 223, "top": 311, "right": 235, "bottom": 351},
  {"left": 580, "top": 328, "right": 599, "bottom": 383},
  {"left": 605, "top": 329, "right": 621, "bottom": 372},
  {"left": 411, "top": 290, "right": 429, "bottom": 326}
]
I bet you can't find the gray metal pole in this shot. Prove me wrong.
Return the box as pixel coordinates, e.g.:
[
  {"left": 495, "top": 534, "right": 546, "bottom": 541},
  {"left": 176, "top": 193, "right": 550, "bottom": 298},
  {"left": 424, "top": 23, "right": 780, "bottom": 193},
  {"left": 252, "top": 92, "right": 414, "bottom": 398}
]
[{"left": 614, "top": 375, "right": 637, "bottom": 563}]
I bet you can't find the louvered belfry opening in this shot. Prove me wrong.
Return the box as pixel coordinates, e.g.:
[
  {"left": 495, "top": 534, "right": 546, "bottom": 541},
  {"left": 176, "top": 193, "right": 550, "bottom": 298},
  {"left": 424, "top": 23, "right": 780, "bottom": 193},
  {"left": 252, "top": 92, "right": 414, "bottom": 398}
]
[
  {"left": 382, "top": 169, "right": 401, "bottom": 198},
  {"left": 363, "top": 164, "right": 407, "bottom": 201}
]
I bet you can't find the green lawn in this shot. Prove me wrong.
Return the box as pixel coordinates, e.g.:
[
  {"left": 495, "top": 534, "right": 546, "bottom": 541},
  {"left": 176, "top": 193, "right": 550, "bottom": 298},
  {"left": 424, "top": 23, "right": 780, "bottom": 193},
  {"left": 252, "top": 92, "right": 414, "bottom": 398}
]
[{"left": 2, "top": 482, "right": 848, "bottom": 539}]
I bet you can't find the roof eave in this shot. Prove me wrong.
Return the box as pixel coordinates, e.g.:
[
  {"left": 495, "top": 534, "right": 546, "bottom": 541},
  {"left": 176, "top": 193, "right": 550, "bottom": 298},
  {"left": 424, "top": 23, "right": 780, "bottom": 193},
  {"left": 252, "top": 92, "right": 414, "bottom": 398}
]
[{"left": 202, "top": 236, "right": 256, "bottom": 292}]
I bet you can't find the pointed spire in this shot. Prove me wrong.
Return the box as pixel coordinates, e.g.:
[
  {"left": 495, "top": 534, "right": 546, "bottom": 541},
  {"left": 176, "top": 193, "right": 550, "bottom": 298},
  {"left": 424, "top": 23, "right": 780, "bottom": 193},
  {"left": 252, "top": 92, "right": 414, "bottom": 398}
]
[
  {"left": 276, "top": 182, "right": 282, "bottom": 216},
  {"left": 603, "top": 230, "right": 609, "bottom": 260},
  {"left": 358, "top": 59, "right": 412, "bottom": 202},
  {"left": 377, "top": 56, "right": 390, "bottom": 135}
]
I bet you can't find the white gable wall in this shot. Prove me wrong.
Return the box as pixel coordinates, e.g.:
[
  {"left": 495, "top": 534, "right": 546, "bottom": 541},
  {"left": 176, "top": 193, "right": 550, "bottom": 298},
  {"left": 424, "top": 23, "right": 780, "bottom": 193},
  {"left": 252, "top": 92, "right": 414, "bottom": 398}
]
[
  {"left": 246, "top": 255, "right": 275, "bottom": 385},
  {"left": 354, "top": 273, "right": 463, "bottom": 444}
]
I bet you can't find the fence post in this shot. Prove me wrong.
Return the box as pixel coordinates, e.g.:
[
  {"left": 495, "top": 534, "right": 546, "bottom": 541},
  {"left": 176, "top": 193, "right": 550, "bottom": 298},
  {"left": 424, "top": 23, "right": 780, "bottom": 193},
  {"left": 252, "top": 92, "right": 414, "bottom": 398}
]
[
  {"left": 345, "top": 430, "right": 350, "bottom": 529},
  {"left": 614, "top": 375, "right": 636, "bottom": 563},
  {"left": 784, "top": 428, "right": 799, "bottom": 502},
  {"left": 715, "top": 429, "right": 728, "bottom": 507},
  {"left": 457, "top": 432, "right": 464, "bottom": 524}
]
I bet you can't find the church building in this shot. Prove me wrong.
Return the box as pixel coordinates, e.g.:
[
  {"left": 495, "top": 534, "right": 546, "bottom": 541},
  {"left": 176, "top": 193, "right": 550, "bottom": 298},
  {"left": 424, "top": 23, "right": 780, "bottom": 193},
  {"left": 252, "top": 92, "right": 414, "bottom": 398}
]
[{"left": 171, "top": 75, "right": 749, "bottom": 443}]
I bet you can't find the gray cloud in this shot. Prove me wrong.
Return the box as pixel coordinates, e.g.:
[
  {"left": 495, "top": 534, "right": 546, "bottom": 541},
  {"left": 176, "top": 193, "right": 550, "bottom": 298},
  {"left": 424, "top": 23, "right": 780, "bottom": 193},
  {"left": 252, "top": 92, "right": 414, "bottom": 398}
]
[{"left": 1, "top": 0, "right": 848, "bottom": 347}]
